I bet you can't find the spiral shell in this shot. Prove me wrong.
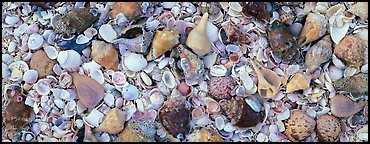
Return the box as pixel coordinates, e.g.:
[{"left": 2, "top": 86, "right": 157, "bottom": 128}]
[
  {"left": 91, "top": 40, "right": 119, "bottom": 71},
  {"left": 147, "top": 27, "right": 179, "bottom": 61}
]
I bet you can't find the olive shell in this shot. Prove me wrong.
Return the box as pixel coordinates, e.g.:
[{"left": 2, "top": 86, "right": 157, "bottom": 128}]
[
  {"left": 317, "top": 114, "right": 341, "bottom": 142},
  {"left": 284, "top": 110, "right": 316, "bottom": 142}
]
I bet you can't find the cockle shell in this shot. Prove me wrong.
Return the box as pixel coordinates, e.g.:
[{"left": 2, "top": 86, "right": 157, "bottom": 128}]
[
  {"left": 124, "top": 53, "right": 148, "bottom": 72},
  {"left": 159, "top": 95, "right": 191, "bottom": 138},
  {"left": 286, "top": 73, "right": 311, "bottom": 93},
  {"left": 44, "top": 46, "right": 58, "bottom": 60},
  {"left": 23, "top": 69, "right": 38, "bottom": 84},
  {"left": 71, "top": 73, "right": 105, "bottom": 108},
  {"left": 147, "top": 27, "right": 179, "bottom": 61},
  {"left": 186, "top": 13, "right": 212, "bottom": 57},
  {"left": 334, "top": 35, "right": 366, "bottom": 69},
  {"left": 192, "top": 106, "right": 206, "bottom": 120},
  {"left": 187, "top": 128, "right": 224, "bottom": 142},
  {"left": 76, "top": 34, "right": 90, "bottom": 44},
  {"left": 35, "top": 79, "right": 51, "bottom": 95},
  {"left": 162, "top": 70, "right": 176, "bottom": 89},
  {"left": 122, "top": 84, "right": 139, "bottom": 100},
  {"left": 298, "top": 12, "right": 328, "bottom": 46},
  {"left": 118, "top": 119, "right": 156, "bottom": 142},
  {"left": 241, "top": 2, "right": 269, "bottom": 22},
  {"left": 55, "top": 8, "right": 98, "bottom": 35},
  {"left": 94, "top": 108, "right": 126, "bottom": 134},
  {"left": 177, "top": 82, "right": 191, "bottom": 96},
  {"left": 329, "top": 94, "right": 367, "bottom": 118},
  {"left": 305, "top": 35, "right": 333, "bottom": 73},
  {"left": 99, "top": 24, "right": 117, "bottom": 43},
  {"left": 113, "top": 25, "right": 153, "bottom": 54},
  {"left": 284, "top": 110, "right": 316, "bottom": 142},
  {"left": 348, "top": 2, "right": 368, "bottom": 20},
  {"left": 91, "top": 40, "right": 119, "bottom": 71},
  {"left": 27, "top": 33, "right": 44, "bottom": 50},
  {"left": 317, "top": 114, "right": 341, "bottom": 142},
  {"left": 334, "top": 73, "right": 368, "bottom": 98},
  {"left": 57, "top": 50, "right": 82, "bottom": 69},
  {"left": 30, "top": 50, "right": 56, "bottom": 78},
  {"left": 110, "top": 2, "right": 142, "bottom": 19},
  {"left": 250, "top": 59, "right": 281, "bottom": 99},
  {"left": 149, "top": 88, "right": 164, "bottom": 109}
]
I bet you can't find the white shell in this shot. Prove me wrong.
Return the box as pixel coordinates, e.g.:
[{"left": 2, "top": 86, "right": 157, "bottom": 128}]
[
  {"left": 215, "top": 116, "right": 226, "bottom": 130},
  {"left": 357, "top": 125, "right": 368, "bottom": 141},
  {"left": 27, "top": 33, "right": 44, "bottom": 50},
  {"left": 344, "top": 67, "right": 357, "bottom": 78},
  {"left": 206, "top": 21, "right": 219, "bottom": 42},
  {"left": 162, "top": 70, "right": 176, "bottom": 89},
  {"left": 332, "top": 54, "right": 345, "bottom": 69},
  {"left": 84, "top": 28, "right": 98, "bottom": 40},
  {"left": 210, "top": 65, "right": 227, "bottom": 77},
  {"left": 162, "top": 2, "right": 177, "bottom": 9},
  {"left": 140, "top": 72, "right": 152, "bottom": 86},
  {"left": 240, "top": 71, "right": 254, "bottom": 90},
  {"left": 5, "top": 16, "right": 20, "bottom": 25},
  {"left": 76, "top": 34, "right": 90, "bottom": 44},
  {"left": 104, "top": 93, "right": 115, "bottom": 107},
  {"left": 23, "top": 69, "right": 38, "bottom": 84},
  {"left": 158, "top": 57, "right": 170, "bottom": 69},
  {"left": 276, "top": 108, "right": 290, "bottom": 121},
  {"left": 328, "top": 65, "right": 343, "bottom": 81},
  {"left": 35, "top": 79, "right": 51, "bottom": 96},
  {"left": 228, "top": 2, "right": 242, "bottom": 12},
  {"left": 224, "top": 122, "right": 237, "bottom": 132},
  {"left": 149, "top": 89, "right": 164, "bottom": 109},
  {"left": 54, "top": 99, "right": 65, "bottom": 109},
  {"left": 285, "top": 64, "right": 300, "bottom": 75},
  {"left": 83, "top": 109, "right": 104, "bottom": 128},
  {"left": 57, "top": 50, "right": 82, "bottom": 69},
  {"left": 99, "top": 24, "right": 117, "bottom": 43},
  {"left": 124, "top": 53, "right": 148, "bottom": 72},
  {"left": 256, "top": 133, "right": 268, "bottom": 142},
  {"left": 203, "top": 53, "right": 217, "bottom": 68},
  {"left": 44, "top": 46, "right": 58, "bottom": 60},
  {"left": 122, "top": 84, "right": 140, "bottom": 100},
  {"left": 8, "top": 41, "right": 16, "bottom": 53},
  {"left": 89, "top": 69, "right": 104, "bottom": 84}
]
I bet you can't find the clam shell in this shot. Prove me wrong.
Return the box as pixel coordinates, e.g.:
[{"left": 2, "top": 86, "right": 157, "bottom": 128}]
[
  {"left": 124, "top": 53, "right": 148, "bottom": 72},
  {"left": 89, "top": 69, "right": 105, "bottom": 84},
  {"left": 71, "top": 73, "right": 105, "bottom": 108},
  {"left": 329, "top": 94, "right": 367, "bottom": 118},
  {"left": 210, "top": 65, "right": 227, "bottom": 77},
  {"left": 84, "top": 27, "right": 98, "bottom": 40},
  {"left": 44, "top": 46, "right": 58, "bottom": 60},
  {"left": 229, "top": 2, "right": 242, "bottom": 12},
  {"left": 76, "top": 34, "right": 90, "bottom": 44},
  {"left": 149, "top": 89, "right": 164, "bottom": 109},
  {"left": 122, "top": 84, "right": 139, "bottom": 100},
  {"left": 5, "top": 16, "right": 20, "bottom": 25},
  {"left": 112, "top": 72, "right": 127, "bottom": 87},
  {"left": 35, "top": 79, "right": 51, "bottom": 95},
  {"left": 94, "top": 108, "right": 126, "bottom": 134},
  {"left": 57, "top": 50, "right": 82, "bottom": 69},
  {"left": 162, "top": 70, "right": 176, "bottom": 89},
  {"left": 99, "top": 24, "right": 117, "bottom": 43},
  {"left": 27, "top": 33, "right": 44, "bottom": 50},
  {"left": 23, "top": 69, "right": 38, "bottom": 84}
]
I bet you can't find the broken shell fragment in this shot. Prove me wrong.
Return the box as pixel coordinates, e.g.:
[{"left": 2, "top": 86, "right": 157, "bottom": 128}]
[
  {"left": 317, "top": 114, "right": 341, "bottom": 142},
  {"left": 186, "top": 13, "right": 212, "bottom": 57},
  {"left": 348, "top": 2, "right": 368, "bottom": 20},
  {"left": 305, "top": 35, "right": 333, "bottom": 73},
  {"left": 286, "top": 73, "right": 311, "bottom": 93},
  {"left": 71, "top": 73, "right": 105, "bottom": 108},
  {"left": 334, "top": 73, "right": 368, "bottom": 98},
  {"left": 187, "top": 128, "right": 224, "bottom": 142},
  {"left": 298, "top": 12, "right": 328, "bottom": 46},
  {"left": 91, "top": 40, "right": 119, "bottom": 71},
  {"left": 329, "top": 94, "right": 367, "bottom": 118},
  {"left": 284, "top": 110, "right": 316, "bottom": 142},
  {"left": 147, "top": 27, "right": 179, "bottom": 61},
  {"left": 94, "top": 108, "right": 126, "bottom": 134},
  {"left": 250, "top": 59, "right": 281, "bottom": 99}
]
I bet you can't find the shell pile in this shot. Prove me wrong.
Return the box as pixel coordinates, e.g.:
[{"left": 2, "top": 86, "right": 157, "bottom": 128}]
[{"left": 2, "top": 2, "right": 368, "bottom": 142}]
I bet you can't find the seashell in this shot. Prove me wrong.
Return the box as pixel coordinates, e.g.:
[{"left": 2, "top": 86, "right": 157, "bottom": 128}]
[
  {"left": 3, "top": 89, "right": 33, "bottom": 131},
  {"left": 99, "top": 24, "right": 117, "bottom": 43},
  {"left": 149, "top": 89, "right": 164, "bottom": 109},
  {"left": 147, "top": 27, "right": 179, "bottom": 60},
  {"left": 176, "top": 45, "right": 205, "bottom": 85},
  {"left": 305, "top": 35, "right": 333, "bottom": 73},
  {"left": 286, "top": 73, "right": 311, "bottom": 93},
  {"left": 30, "top": 50, "right": 56, "bottom": 78},
  {"left": 57, "top": 50, "right": 82, "bottom": 69},
  {"left": 89, "top": 69, "right": 105, "bottom": 84},
  {"left": 122, "top": 84, "right": 139, "bottom": 100},
  {"left": 208, "top": 76, "right": 237, "bottom": 100},
  {"left": 57, "top": 35, "right": 91, "bottom": 53},
  {"left": 112, "top": 72, "right": 127, "bottom": 87},
  {"left": 220, "top": 97, "right": 265, "bottom": 129},
  {"left": 284, "top": 110, "right": 316, "bottom": 142},
  {"left": 328, "top": 65, "right": 343, "bottom": 81},
  {"left": 71, "top": 73, "right": 105, "bottom": 108},
  {"left": 334, "top": 73, "right": 368, "bottom": 98},
  {"left": 94, "top": 108, "right": 126, "bottom": 134},
  {"left": 5, "top": 16, "right": 20, "bottom": 25},
  {"left": 55, "top": 8, "right": 98, "bottom": 35},
  {"left": 250, "top": 59, "right": 281, "bottom": 99},
  {"left": 317, "top": 114, "right": 341, "bottom": 142},
  {"left": 58, "top": 72, "right": 72, "bottom": 88},
  {"left": 357, "top": 124, "right": 368, "bottom": 141},
  {"left": 91, "top": 40, "right": 119, "bottom": 71},
  {"left": 192, "top": 106, "right": 206, "bottom": 120},
  {"left": 113, "top": 25, "right": 153, "bottom": 54},
  {"left": 84, "top": 27, "right": 98, "bottom": 40},
  {"left": 186, "top": 13, "right": 212, "bottom": 57},
  {"left": 27, "top": 33, "right": 44, "bottom": 50},
  {"left": 203, "top": 53, "right": 217, "bottom": 69},
  {"left": 240, "top": 71, "right": 254, "bottom": 91},
  {"left": 44, "top": 46, "right": 58, "bottom": 60},
  {"left": 110, "top": 2, "right": 142, "bottom": 19},
  {"left": 139, "top": 72, "right": 152, "bottom": 86},
  {"left": 22, "top": 132, "right": 36, "bottom": 142},
  {"left": 210, "top": 65, "right": 227, "bottom": 77},
  {"left": 206, "top": 21, "right": 219, "bottom": 43},
  {"left": 348, "top": 2, "right": 368, "bottom": 20},
  {"left": 329, "top": 94, "right": 367, "bottom": 118},
  {"left": 287, "top": 23, "right": 303, "bottom": 37},
  {"left": 242, "top": 2, "right": 269, "bottom": 22},
  {"left": 334, "top": 35, "right": 366, "bottom": 69},
  {"left": 159, "top": 95, "right": 191, "bottom": 138},
  {"left": 118, "top": 119, "right": 156, "bottom": 142},
  {"left": 83, "top": 109, "right": 104, "bottom": 128},
  {"left": 298, "top": 12, "right": 328, "bottom": 46},
  {"left": 23, "top": 69, "right": 38, "bottom": 84},
  {"left": 162, "top": 70, "right": 176, "bottom": 89},
  {"left": 35, "top": 79, "right": 51, "bottom": 95},
  {"left": 75, "top": 34, "right": 90, "bottom": 44},
  {"left": 187, "top": 128, "right": 224, "bottom": 142},
  {"left": 177, "top": 82, "right": 191, "bottom": 96},
  {"left": 268, "top": 22, "right": 300, "bottom": 64},
  {"left": 229, "top": 2, "right": 242, "bottom": 12},
  {"left": 205, "top": 98, "right": 220, "bottom": 114},
  {"left": 124, "top": 53, "right": 148, "bottom": 72}
]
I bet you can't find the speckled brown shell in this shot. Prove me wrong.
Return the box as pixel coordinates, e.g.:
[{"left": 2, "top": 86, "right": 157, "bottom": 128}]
[
  {"left": 30, "top": 50, "right": 56, "bottom": 78},
  {"left": 187, "top": 128, "right": 224, "bottom": 142},
  {"left": 55, "top": 8, "right": 97, "bottom": 35},
  {"left": 334, "top": 35, "right": 366, "bottom": 69},
  {"left": 91, "top": 40, "right": 119, "bottom": 71},
  {"left": 317, "top": 114, "right": 341, "bottom": 142},
  {"left": 334, "top": 73, "right": 368, "bottom": 98},
  {"left": 208, "top": 76, "right": 237, "bottom": 100},
  {"left": 242, "top": 2, "right": 270, "bottom": 22},
  {"left": 159, "top": 95, "right": 191, "bottom": 137},
  {"left": 284, "top": 110, "right": 316, "bottom": 142},
  {"left": 220, "top": 97, "right": 264, "bottom": 129}
]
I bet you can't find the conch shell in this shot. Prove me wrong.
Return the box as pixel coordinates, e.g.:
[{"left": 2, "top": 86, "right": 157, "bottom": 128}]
[
  {"left": 113, "top": 25, "right": 153, "bottom": 54},
  {"left": 71, "top": 73, "right": 105, "bottom": 108},
  {"left": 286, "top": 73, "right": 311, "bottom": 93},
  {"left": 93, "top": 108, "right": 126, "bottom": 134},
  {"left": 186, "top": 13, "right": 212, "bottom": 57},
  {"left": 329, "top": 94, "right": 367, "bottom": 118},
  {"left": 298, "top": 12, "right": 328, "bottom": 46},
  {"left": 91, "top": 40, "right": 119, "bottom": 71},
  {"left": 250, "top": 59, "right": 281, "bottom": 99},
  {"left": 305, "top": 35, "right": 333, "bottom": 73},
  {"left": 147, "top": 27, "right": 179, "bottom": 61}
]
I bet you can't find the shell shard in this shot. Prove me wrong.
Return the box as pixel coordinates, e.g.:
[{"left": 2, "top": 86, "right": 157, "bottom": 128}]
[
  {"left": 186, "top": 13, "right": 212, "bottom": 57},
  {"left": 305, "top": 35, "right": 333, "bottom": 73},
  {"left": 147, "top": 27, "right": 179, "bottom": 61},
  {"left": 250, "top": 59, "right": 281, "bottom": 99},
  {"left": 286, "top": 73, "right": 311, "bottom": 93},
  {"left": 71, "top": 73, "right": 105, "bottom": 108},
  {"left": 329, "top": 94, "right": 367, "bottom": 118}
]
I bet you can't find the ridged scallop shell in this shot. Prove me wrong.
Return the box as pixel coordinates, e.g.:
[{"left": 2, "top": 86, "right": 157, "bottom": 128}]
[
  {"left": 91, "top": 40, "right": 119, "bottom": 71},
  {"left": 186, "top": 13, "right": 212, "bottom": 57},
  {"left": 147, "top": 27, "right": 179, "bottom": 61},
  {"left": 286, "top": 73, "right": 311, "bottom": 93},
  {"left": 71, "top": 73, "right": 105, "bottom": 108},
  {"left": 94, "top": 108, "right": 126, "bottom": 134},
  {"left": 305, "top": 35, "right": 333, "bottom": 73},
  {"left": 57, "top": 50, "right": 82, "bottom": 69},
  {"left": 250, "top": 59, "right": 281, "bottom": 99},
  {"left": 298, "top": 12, "right": 328, "bottom": 46}
]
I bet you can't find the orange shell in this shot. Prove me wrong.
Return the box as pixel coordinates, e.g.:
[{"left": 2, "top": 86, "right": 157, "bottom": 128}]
[
  {"left": 298, "top": 13, "right": 327, "bottom": 46},
  {"left": 91, "top": 40, "right": 119, "bottom": 71},
  {"left": 146, "top": 28, "right": 179, "bottom": 60},
  {"left": 110, "top": 2, "right": 142, "bottom": 19},
  {"left": 286, "top": 73, "right": 310, "bottom": 93},
  {"left": 71, "top": 73, "right": 105, "bottom": 108}
]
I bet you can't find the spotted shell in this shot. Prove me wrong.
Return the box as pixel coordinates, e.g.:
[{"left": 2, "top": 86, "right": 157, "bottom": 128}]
[
  {"left": 317, "top": 114, "right": 341, "bottom": 142},
  {"left": 187, "top": 128, "right": 224, "bottom": 142},
  {"left": 284, "top": 110, "right": 316, "bottom": 142}
]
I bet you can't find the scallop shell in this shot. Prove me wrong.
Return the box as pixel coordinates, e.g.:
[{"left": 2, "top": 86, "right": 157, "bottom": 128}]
[
  {"left": 57, "top": 50, "right": 82, "bottom": 69},
  {"left": 147, "top": 27, "right": 179, "bottom": 61},
  {"left": 250, "top": 59, "right": 281, "bottom": 99},
  {"left": 124, "top": 53, "right": 148, "bottom": 72},
  {"left": 186, "top": 13, "right": 212, "bottom": 57},
  {"left": 329, "top": 94, "right": 367, "bottom": 118},
  {"left": 305, "top": 35, "right": 333, "bottom": 73},
  {"left": 71, "top": 73, "right": 105, "bottom": 108},
  {"left": 27, "top": 33, "right": 44, "bottom": 50},
  {"left": 94, "top": 108, "right": 126, "bottom": 134},
  {"left": 99, "top": 24, "right": 117, "bottom": 43},
  {"left": 317, "top": 114, "right": 341, "bottom": 142},
  {"left": 298, "top": 12, "right": 328, "bottom": 46},
  {"left": 286, "top": 73, "right": 311, "bottom": 93},
  {"left": 91, "top": 40, "right": 119, "bottom": 71}
]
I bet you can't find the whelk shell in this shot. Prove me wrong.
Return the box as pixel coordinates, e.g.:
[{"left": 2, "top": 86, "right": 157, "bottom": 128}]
[
  {"left": 329, "top": 94, "right": 367, "bottom": 118},
  {"left": 71, "top": 73, "right": 105, "bottom": 108},
  {"left": 94, "top": 108, "right": 126, "bottom": 134},
  {"left": 114, "top": 24, "right": 153, "bottom": 54},
  {"left": 298, "top": 12, "right": 328, "bottom": 46},
  {"left": 186, "top": 13, "right": 212, "bottom": 57},
  {"left": 250, "top": 59, "right": 281, "bottom": 99},
  {"left": 147, "top": 27, "right": 179, "bottom": 61},
  {"left": 91, "top": 40, "right": 119, "bottom": 71},
  {"left": 286, "top": 73, "right": 311, "bottom": 93},
  {"left": 334, "top": 73, "right": 368, "bottom": 98}
]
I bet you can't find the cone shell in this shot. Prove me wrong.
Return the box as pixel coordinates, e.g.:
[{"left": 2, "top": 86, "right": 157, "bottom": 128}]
[
  {"left": 187, "top": 128, "right": 224, "bottom": 142},
  {"left": 110, "top": 2, "right": 142, "bottom": 19},
  {"left": 284, "top": 110, "right": 316, "bottom": 142},
  {"left": 147, "top": 28, "right": 179, "bottom": 61},
  {"left": 186, "top": 13, "right": 212, "bottom": 57},
  {"left": 305, "top": 35, "right": 333, "bottom": 73},
  {"left": 334, "top": 35, "right": 366, "bottom": 69},
  {"left": 91, "top": 40, "right": 119, "bottom": 71},
  {"left": 298, "top": 13, "right": 328, "bottom": 46},
  {"left": 94, "top": 108, "right": 126, "bottom": 134},
  {"left": 286, "top": 73, "right": 310, "bottom": 93},
  {"left": 71, "top": 73, "right": 105, "bottom": 108},
  {"left": 250, "top": 60, "right": 281, "bottom": 99},
  {"left": 317, "top": 114, "right": 341, "bottom": 142},
  {"left": 329, "top": 94, "right": 367, "bottom": 118}
]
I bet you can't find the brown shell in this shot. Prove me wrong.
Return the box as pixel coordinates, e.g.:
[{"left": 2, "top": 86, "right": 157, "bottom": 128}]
[
  {"left": 305, "top": 35, "right": 333, "bottom": 73},
  {"left": 91, "top": 40, "right": 119, "bottom": 71},
  {"left": 220, "top": 97, "right": 264, "bottom": 129},
  {"left": 317, "top": 114, "right": 341, "bottom": 142},
  {"left": 94, "top": 108, "right": 126, "bottom": 134},
  {"left": 208, "top": 76, "right": 237, "bottom": 100},
  {"left": 71, "top": 73, "right": 105, "bottom": 108},
  {"left": 30, "top": 50, "right": 56, "bottom": 78},
  {"left": 222, "top": 23, "right": 251, "bottom": 44},
  {"left": 334, "top": 73, "right": 368, "bottom": 98},
  {"left": 110, "top": 2, "right": 142, "bottom": 19},
  {"left": 329, "top": 94, "right": 367, "bottom": 118},
  {"left": 118, "top": 119, "right": 156, "bottom": 142},
  {"left": 334, "top": 35, "right": 366, "bottom": 69},
  {"left": 242, "top": 2, "right": 270, "bottom": 22},
  {"left": 187, "top": 128, "right": 224, "bottom": 142},
  {"left": 159, "top": 95, "right": 191, "bottom": 137},
  {"left": 284, "top": 110, "right": 316, "bottom": 142},
  {"left": 3, "top": 89, "right": 33, "bottom": 131},
  {"left": 29, "top": 2, "right": 56, "bottom": 10},
  {"left": 147, "top": 27, "right": 179, "bottom": 61},
  {"left": 55, "top": 8, "right": 98, "bottom": 35}
]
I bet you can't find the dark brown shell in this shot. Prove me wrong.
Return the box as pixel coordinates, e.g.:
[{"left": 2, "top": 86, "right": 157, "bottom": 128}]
[
  {"left": 268, "top": 24, "right": 300, "bottom": 64},
  {"left": 3, "top": 89, "right": 34, "bottom": 131},
  {"left": 284, "top": 110, "right": 316, "bottom": 142},
  {"left": 71, "top": 73, "right": 105, "bottom": 108},
  {"left": 334, "top": 35, "right": 366, "bottom": 69},
  {"left": 317, "top": 114, "right": 341, "bottom": 142},
  {"left": 55, "top": 8, "right": 98, "bottom": 35},
  {"left": 222, "top": 24, "right": 252, "bottom": 44},
  {"left": 30, "top": 50, "right": 56, "bottom": 78},
  {"left": 159, "top": 95, "right": 191, "bottom": 137},
  {"left": 242, "top": 2, "right": 270, "bottom": 22},
  {"left": 219, "top": 97, "right": 264, "bottom": 129},
  {"left": 29, "top": 2, "right": 56, "bottom": 10},
  {"left": 334, "top": 73, "right": 368, "bottom": 98}
]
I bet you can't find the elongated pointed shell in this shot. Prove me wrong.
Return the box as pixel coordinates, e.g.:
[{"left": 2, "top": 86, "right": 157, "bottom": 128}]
[
  {"left": 250, "top": 60, "right": 281, "bottom": 99},
  {"left": 298, "top": 13, "right": 328, "bottom": 46},
  {"left": 91, "top": 40, "right": 119, "bottom": 71},
  {"left": 186, "top": 13, "right": 212, "bottom": 57},
  {"left": 94, "top": 108, "right": 126, "bottom": 134},
  {"left": 286, "top": 73, "right": 310, "bottom": 93},
  {"left": 305, "top": 35, "right": 333, "bottom": 73},
  {"left": 71, "top": 73, "right": 105, "bottom": 108},
  {"left": 147, "top": 28, "right": 179, "bottom": 61}
]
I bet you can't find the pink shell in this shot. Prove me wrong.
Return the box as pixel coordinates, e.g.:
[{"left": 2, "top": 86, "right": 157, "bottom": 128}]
[
  {"left": 132, "top": 111, "right": 145, "bottom": 120},
  {"left": 205, "top": 98, "right": 220, "bottom": 114},
  {"left": 192, "top": 106, "right": 206, "bottom": 120},
  {"left": 112, "top": 72, "right": 126, "bottom": 86},
  {"left": 177, "top": 82, "right": 191, "bottom": 96}
]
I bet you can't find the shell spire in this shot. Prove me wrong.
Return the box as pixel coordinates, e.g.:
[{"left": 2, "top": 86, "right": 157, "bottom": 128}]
[{"left": 186, "top": 12, "right": 212, "bottom": 57}]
